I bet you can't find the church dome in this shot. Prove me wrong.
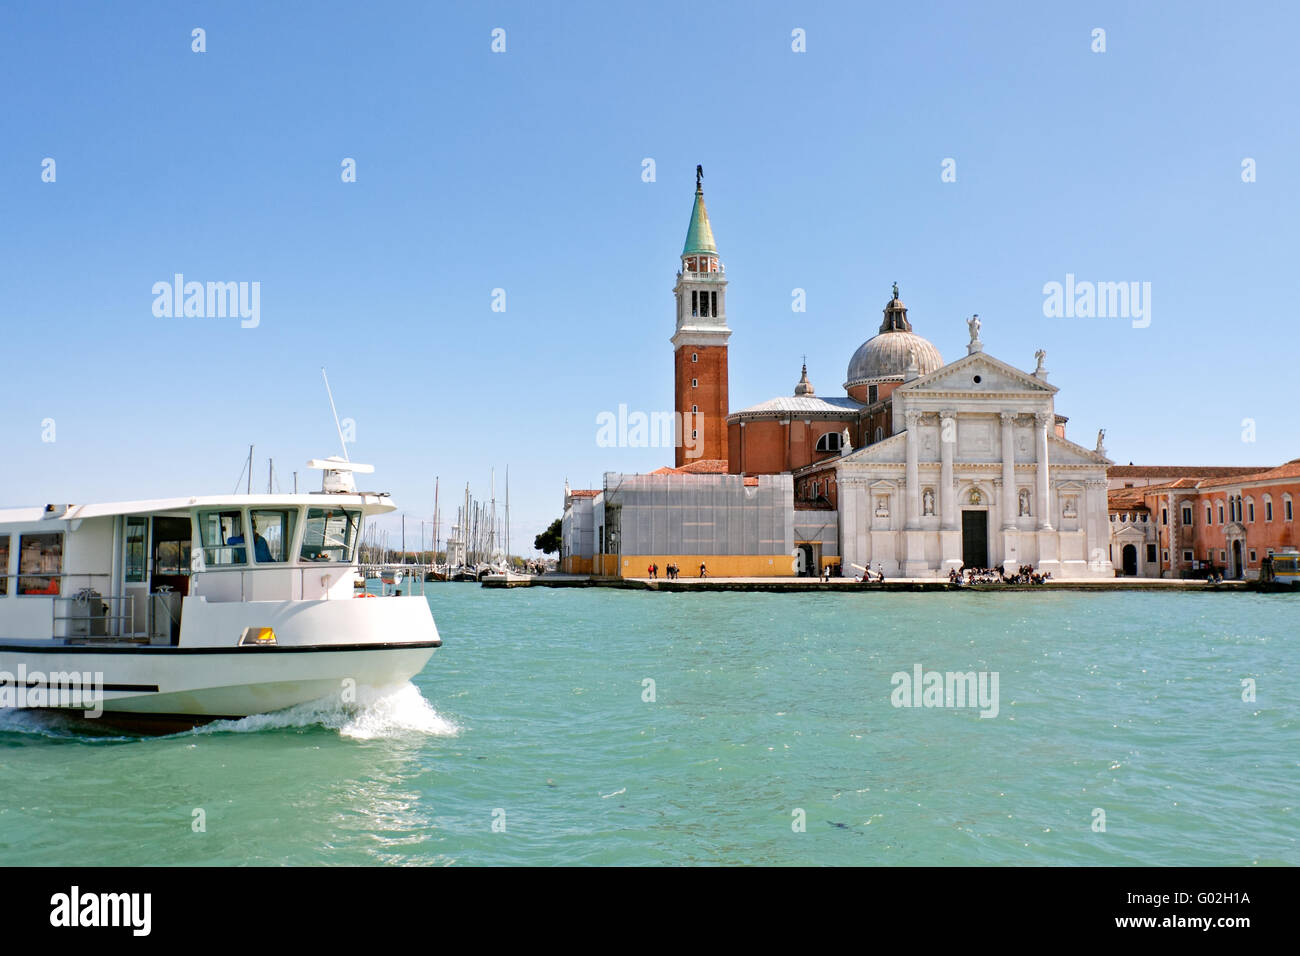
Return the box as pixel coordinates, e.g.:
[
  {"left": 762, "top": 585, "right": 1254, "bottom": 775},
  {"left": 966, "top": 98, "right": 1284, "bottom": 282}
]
[{"left": 844, "top": 287, "right": 944, "bottom": 388}]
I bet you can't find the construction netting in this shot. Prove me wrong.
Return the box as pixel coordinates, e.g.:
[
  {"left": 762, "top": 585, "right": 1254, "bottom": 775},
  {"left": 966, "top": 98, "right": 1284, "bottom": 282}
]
[{"left": 601, "top": 472, "right": 794, "bottom": 556}]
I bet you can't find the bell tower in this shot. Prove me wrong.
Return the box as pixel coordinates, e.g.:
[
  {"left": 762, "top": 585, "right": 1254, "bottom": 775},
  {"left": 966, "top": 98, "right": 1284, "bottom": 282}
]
[{"left": 671, "top": 166, "right": 731, "bottom": 466}]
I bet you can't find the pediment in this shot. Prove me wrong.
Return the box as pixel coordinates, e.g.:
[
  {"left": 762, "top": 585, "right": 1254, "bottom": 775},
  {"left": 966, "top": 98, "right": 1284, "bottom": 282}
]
[
  {"left": 1111, "top": 523, "right": 1147, "bottom": 540},
  {"left": 838, "top": 431, "right": 907, "bottom": 466},
  {"left": 1048, "top": 434, "right": 1111, "bottom": 466},
  {"left": 901, "top": 351, "right": 1057, "bottom": 396}
]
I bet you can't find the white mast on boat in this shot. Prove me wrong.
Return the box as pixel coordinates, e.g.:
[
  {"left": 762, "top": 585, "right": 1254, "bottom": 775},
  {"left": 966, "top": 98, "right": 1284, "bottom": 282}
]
[{"left": 321, "top": 367, "right": 350, "bottom": 463}]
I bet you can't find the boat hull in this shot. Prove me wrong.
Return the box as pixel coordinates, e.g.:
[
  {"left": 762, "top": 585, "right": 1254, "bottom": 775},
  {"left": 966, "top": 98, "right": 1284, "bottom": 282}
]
[{"left": 0, "top": 642, "right": 438, "bottom": 720}]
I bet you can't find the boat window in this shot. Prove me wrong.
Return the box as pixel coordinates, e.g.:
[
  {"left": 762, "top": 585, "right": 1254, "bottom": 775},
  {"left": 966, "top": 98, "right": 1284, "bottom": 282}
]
[
  {"left": 251, "top": 509, "right": 295, "bottom": 563},
  {"left": 153, "top": 518, "right": 192, "bottom": 575},
  {"left": 199, "top": 510, "right": 247, "bottom": 566},
  {"left": 300, "top": 508, "right": 360, "bottom": 563},
  {"left": 18, "top": 533, "right": 62, "bottom": 595},
  {"left": 125, "top": 517, "right": 147, "bottom": 583},
  {"left": 0, "top": 535, "right": 8, "bottom": 596}
]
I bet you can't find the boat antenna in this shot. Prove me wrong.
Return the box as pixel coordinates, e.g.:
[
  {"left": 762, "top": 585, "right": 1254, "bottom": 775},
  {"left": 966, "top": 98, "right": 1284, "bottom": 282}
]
[{"left": 321, "top": 366, "right": 350, "bottom": 463}]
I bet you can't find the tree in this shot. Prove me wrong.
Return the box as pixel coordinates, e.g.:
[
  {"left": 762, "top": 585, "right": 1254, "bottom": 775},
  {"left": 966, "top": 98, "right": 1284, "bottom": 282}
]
[{"left": 534, "top": 518, "right": 563, "bottom": 555}]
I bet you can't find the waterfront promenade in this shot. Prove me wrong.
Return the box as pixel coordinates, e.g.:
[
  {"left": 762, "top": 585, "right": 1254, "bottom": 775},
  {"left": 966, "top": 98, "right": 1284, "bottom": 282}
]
[{"left": 484, "top": 574, "right": 1253, "bottom": 593}]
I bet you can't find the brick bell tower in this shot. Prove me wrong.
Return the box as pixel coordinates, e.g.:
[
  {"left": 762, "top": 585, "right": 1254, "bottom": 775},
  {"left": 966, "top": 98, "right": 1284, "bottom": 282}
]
[{"left": 671, "top": 166, "right": 731, "bottom": 466}]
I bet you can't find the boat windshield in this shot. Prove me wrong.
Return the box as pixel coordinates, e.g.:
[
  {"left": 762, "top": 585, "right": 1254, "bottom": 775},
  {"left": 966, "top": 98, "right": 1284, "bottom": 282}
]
[
  {"left": 300, "top": 508, "right": 360, "bottom": 563},
  {"left": 250, "top": 509, "right": 295, "bottom": 563},
  {"left": 199, "top": 510, "right": 247, "bottom": 566}
]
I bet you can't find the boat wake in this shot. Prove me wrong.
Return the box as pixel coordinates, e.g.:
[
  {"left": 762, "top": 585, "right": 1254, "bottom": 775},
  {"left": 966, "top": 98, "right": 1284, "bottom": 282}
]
[
  {"left": 0, "top": 683, "right": 458, "bottom": 742},
  {"left": 197, "top": 682, "right": 459, "bottom": 740}
]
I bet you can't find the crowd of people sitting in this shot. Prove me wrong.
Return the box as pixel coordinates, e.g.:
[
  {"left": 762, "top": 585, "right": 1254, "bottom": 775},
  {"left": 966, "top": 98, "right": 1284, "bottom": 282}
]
[{"left": 948, "top": 564, "right": 1052, "bottom": 586}]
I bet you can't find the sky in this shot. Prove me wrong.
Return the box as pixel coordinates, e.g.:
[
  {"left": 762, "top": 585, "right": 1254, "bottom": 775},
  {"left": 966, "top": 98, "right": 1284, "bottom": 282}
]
[{"left": 1, "top": 1, "right": 1296, "bottom": 553}]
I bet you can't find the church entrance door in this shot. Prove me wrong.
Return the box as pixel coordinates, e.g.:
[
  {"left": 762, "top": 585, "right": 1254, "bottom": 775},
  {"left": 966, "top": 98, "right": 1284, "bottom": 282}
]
[
  {"left": 961, "top": 510, "right": 988, "bottom": 569},
  {"left": 1122, "top": 544, "right": 1138, "bottom": 576}
]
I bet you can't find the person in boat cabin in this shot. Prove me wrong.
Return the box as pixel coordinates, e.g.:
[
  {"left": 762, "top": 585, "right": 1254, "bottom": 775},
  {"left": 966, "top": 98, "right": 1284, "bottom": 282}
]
[{"left": 224, "top": 530, "right": 273, "bottom": 563}]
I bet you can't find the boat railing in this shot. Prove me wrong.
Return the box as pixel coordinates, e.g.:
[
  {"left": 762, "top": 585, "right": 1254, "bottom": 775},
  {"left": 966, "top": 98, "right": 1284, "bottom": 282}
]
[
  {"left": 191, "top": 563, "right": 359, "bottom": 603},
  {"left": 191, "top": 563, "right": 440, "bottom": 601},
  {"left": 52, "top": 590, "right": 137, "bottom": 642}
]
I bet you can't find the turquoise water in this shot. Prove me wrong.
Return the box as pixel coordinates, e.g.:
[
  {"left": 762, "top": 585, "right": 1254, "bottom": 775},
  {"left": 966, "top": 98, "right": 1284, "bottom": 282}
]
[{"left": 1, "top": 588, "right": 1295, "bottom": 865}]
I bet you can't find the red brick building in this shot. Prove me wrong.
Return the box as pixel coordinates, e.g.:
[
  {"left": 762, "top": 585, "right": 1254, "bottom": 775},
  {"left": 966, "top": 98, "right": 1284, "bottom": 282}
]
[{"left": 1123, "top": 460, "right": 1300, "bottom": 578}]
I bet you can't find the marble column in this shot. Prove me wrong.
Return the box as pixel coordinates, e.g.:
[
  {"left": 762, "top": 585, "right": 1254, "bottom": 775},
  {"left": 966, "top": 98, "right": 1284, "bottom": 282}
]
[
  {"left": 904, "top": 410, "right": 921, "bottom": 530},
  {"left": 939, "top": 410, "right": 956, "bottom": 530},
  {"left": 1034, "top": 411, "right": 1053, "bottom": 531},
  {"left": 1000, "top": 411, "right": 1017, "bottom": 531}
]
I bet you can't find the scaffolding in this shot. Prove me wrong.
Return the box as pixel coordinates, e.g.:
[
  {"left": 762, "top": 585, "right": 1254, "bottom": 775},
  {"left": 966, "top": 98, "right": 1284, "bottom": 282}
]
[{"left": 601, "top": 472, "right": 794, "bottom": 557}]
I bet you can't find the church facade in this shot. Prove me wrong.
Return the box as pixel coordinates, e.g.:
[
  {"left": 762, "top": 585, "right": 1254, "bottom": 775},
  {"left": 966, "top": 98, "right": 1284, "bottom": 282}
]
[
  {"left": 562, "top": 172, "right": 1114, "bottom": 578},
  {"left": 829, "top": 340, "right": 1113, "bottom": 578}
]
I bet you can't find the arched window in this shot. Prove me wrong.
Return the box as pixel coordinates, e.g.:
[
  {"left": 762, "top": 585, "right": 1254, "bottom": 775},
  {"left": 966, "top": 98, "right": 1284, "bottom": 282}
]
[
  {"left": 1264, "top": 496, "right": 1274, "bottom": 521},
  {"left": 1217, "top": 502, "right": 1224, "bottom": 524},
  {"left": 1182, "top": 505, "right": 1194, "bottom": 525},
  {"left": 815, "top": 432, "right": 842, "bottom": 453},
  {"left": 1285, "top": 494, "right": 1294, "bottom": 521},
  {"left": 1246, "top": 497, "right": 1255, "bottom": 522},
  {"left": 874, "top": 426, "right": 883, "bottom": 443}
]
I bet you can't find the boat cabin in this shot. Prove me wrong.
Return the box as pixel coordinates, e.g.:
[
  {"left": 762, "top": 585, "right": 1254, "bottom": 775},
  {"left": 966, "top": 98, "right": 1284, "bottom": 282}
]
[{"left": 0, "top": 492, "right": 393, "bottom": 645}]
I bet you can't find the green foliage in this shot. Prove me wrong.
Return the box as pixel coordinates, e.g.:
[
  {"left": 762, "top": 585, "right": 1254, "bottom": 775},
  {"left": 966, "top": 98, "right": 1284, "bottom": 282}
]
[{"left": 534, "top": 517, "right": 563, "bottom": 555}]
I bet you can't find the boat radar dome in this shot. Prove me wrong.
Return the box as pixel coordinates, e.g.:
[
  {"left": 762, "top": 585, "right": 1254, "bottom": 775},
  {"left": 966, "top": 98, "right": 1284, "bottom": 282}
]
[{"left": 306, "top": 457, "right": 375, "bottom": 493}]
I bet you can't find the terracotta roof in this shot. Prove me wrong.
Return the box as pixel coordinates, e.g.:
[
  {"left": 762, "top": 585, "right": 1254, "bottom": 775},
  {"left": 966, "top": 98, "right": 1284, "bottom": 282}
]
[
  {"left": 567, "top": 489, "right": 599, "bottom": 498},
  {"left": 1140, "top": 478, "right": 1209, "bottom": 492},
  {"left": 650, "top": 458, "right": 731, "bottom": 475},
  {"left": 1108, "top": 465, "right": 1266, "bottom": 478},
  {"left": 1107, "top": 489, "right": 1151, "bottom": 511},
  {"left": 743, "top": 476, "right": 759, "bottom": 486},
  {"left": 1198, "top": 458, "right": 1300, "bottom": 488}
]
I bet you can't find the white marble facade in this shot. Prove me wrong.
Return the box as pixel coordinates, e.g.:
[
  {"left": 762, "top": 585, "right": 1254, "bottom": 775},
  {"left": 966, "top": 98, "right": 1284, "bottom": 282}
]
[{"left": 835, "top": 349, "right": 1113, "bottom": 578}]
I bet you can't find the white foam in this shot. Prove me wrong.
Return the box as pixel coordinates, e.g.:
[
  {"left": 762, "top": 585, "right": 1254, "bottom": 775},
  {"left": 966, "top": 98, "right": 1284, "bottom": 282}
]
[{"left": 199, "top": 682, "right": 459, "bottom": 740}]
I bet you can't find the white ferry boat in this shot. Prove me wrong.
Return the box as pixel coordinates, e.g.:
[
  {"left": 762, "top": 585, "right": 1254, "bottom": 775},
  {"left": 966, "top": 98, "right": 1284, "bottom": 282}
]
[{"left": 0, "top": 459, "right": 440, "bottom": 726}]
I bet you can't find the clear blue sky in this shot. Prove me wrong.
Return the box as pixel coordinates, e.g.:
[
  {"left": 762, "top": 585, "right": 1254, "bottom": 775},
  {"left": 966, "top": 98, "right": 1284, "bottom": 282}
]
[{"left": 2, "top": 1, "right": 1296, "bottom": 552}]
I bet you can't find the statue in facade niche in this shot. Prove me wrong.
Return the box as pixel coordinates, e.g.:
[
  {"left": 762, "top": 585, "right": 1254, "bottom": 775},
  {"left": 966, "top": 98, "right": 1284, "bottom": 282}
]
[
  {"left": 875, "top": 496, "right": 890, "bottom": 517},
  {"left": 923, "top": 488, "right": 935, "bottom": 516},
  {"left": 1063, "top": 497, "right": 1078, "bottom": 518},
  {"left": 1018, "top": 488, "right": 1030, "bottom": 516}
]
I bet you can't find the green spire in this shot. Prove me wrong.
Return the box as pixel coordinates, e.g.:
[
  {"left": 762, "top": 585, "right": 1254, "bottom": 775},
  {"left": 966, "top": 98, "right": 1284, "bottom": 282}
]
[{"left": 682, "top": 169, "right": 717, "bottom": 257}]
